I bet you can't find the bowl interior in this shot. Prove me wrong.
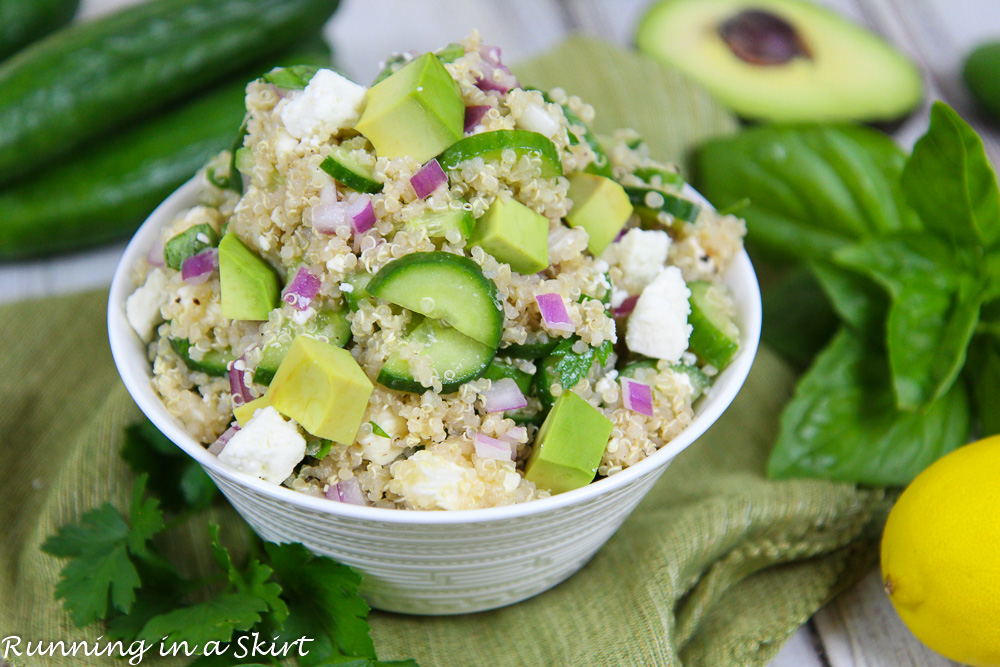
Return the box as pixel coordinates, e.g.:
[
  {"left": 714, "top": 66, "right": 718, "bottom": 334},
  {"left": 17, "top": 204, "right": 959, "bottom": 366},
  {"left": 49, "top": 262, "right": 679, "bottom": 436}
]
[{"left": 108, "top": 179, "right": 761, "bottom": 524}]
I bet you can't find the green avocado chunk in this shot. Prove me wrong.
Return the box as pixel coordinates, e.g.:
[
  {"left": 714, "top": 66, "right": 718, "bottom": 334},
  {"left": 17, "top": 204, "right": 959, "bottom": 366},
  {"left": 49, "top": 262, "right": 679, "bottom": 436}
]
[
  {"left": 565, "top": 173, "right": 633, "bottom": 255},
  {"left": 355, "top": 52, "right": 464, "bottom": 163},
  {"left": 470, "top": 196, "right": 549, "bottom": 274},
  {"left": 254, "top": 308, "right": 352, "bottom": 385},
  {"left": 524, "top": 390, "right": 613, "bottom": 494},
  {"left": 219, "top": 233, "right": 280, "bottom": 321}
]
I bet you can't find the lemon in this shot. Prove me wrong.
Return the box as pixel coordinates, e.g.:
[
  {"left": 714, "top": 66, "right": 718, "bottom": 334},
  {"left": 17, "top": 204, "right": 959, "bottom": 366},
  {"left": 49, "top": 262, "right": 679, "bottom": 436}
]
[{"left": 881, "top": 435, "right": 1000, "bottom": 666}]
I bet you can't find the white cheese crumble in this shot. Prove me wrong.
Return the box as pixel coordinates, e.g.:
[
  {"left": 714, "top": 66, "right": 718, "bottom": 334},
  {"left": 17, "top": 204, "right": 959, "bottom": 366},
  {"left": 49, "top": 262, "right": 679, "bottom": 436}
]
[
  {"left": 626, "top": 266, "right": 691, "bottom": 362},
  {"left": 279, "top": 69, "right": 367, "bottom": 144},
  {"left": 389, "top": 450, "right": 476, "bottom": 511},
  {"left": 602, "top": 228, "right": 671, "bottom": 296},
  {"left": 217, "top": 406, "right": 306, "bottom": 484},
  {"left": 125, "top": 268, "right": 170, "bottom": 343},
  {"left": 356, "top": 410, "right": 406, "bottom": 466},
  {"left": 516, "top": 102, "right": 560, "bottom": 137}
]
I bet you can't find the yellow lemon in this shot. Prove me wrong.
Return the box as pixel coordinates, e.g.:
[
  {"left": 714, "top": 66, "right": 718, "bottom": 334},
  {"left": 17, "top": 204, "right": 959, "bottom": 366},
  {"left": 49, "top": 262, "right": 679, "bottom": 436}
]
[{"left": 881, "top": 435, "right": 1000, "bottom": 666}]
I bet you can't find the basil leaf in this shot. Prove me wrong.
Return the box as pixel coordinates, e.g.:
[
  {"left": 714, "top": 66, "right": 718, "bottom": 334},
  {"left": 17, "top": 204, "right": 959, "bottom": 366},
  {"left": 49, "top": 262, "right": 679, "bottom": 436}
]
[
  {"left": 694, "top": 124, "right": 918, "bottom": 262},
  {"left": 370, "top": 422, "right": 390, "bottom": 439},
  {"left": 263, "top": 64, "right": 322, "bottom": 90},
  {"left": 809, "top": 261, "right": 888, "bottom": 338},
  {"left": 902, "top": 101, "right": 1000, "bottom": 248},
  {"left": 767, "top": 329, "right": 971, "bottom": 486},
  {"left": 760, "top": 267, "right": 838, "bottom": 367},
  {"left": 967, "top": 336, "right": 1000, "bottom": 437},
  {"left": 835, "top": 234, "right": 984, "bottom": 409}
]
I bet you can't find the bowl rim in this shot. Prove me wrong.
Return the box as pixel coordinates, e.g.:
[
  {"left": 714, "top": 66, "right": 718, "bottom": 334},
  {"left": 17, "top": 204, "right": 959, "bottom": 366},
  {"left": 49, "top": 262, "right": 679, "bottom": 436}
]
[{"left": 109, "top": 177, "right": 761, "bottom": 525}]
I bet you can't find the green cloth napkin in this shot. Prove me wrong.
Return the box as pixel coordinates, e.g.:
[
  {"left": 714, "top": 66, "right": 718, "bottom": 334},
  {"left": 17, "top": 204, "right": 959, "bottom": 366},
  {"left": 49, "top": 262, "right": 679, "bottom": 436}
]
[{"left": 0, "top": 37, "right": 891, "bottom": 667}]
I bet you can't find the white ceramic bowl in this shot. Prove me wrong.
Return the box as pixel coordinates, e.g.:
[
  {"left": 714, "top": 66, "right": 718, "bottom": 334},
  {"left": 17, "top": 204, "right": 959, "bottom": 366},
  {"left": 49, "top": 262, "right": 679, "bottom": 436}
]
[{"left": 109, "top": 177, "right": 761, "bottom": 615}]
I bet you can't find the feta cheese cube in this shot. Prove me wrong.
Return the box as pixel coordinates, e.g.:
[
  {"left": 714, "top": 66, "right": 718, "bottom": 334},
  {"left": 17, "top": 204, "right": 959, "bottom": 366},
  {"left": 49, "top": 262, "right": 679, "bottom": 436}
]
[
  {"left": 389, "top": 450, "right": 475, "bottom": 511},
  {"left": 218, "top": 406, "right": 306, "bottom": 484},
  {"left": 279, "top": 69, "right": 367, "bottom": 144},
  {"left": 126, "top": 268, "right": 170, "bottom": 343},
  {"left": 602, "top": 228, "right": 671, "bottom": 295},
  {"left": 626, "top": 266, "right": 691, "bottom": 362},
  {"left": 357, "top": 410, "right": 406, "bottom": 465}
]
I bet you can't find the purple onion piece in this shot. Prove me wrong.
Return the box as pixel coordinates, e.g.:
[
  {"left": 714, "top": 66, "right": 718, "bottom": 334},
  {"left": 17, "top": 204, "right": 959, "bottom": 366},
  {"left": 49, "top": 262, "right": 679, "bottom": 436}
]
[
  {"left": 473, "top": 432, "right": 515, "bottom": 461},
  {"left": 281, "top": 265, "right": 322, "bottom": 311},
  {"left": 464, "top": 105, "right": 491, "bottom": 131},
  {"left": 613, "top": 294, "right": 639, "bottom": 319},
  {"left": 227, "top": 356, "right": 253, "bottom": 407},
  {"left": 410, "top": 159, "right": 447, "bottom": 199},
  {"left": 181, "top": 248, "right": 219, "bottom": 285},
  {"left": 209, "top": 424, "right": 240, "bottom": 455},
  {"left": 536, "top": 293, "right": 574, "bottom": 332},
  {"left": 481, "top": 378, "right": 528, "bottom": 413},
  {"left": 621, "top": 377, "right": 654, "bottom": 417},
  {"left": 326, "top": 477, "right": 368, "bottom": 505},
  {"left": 348, "top": 196, "right": 375, "bottom": 234}
]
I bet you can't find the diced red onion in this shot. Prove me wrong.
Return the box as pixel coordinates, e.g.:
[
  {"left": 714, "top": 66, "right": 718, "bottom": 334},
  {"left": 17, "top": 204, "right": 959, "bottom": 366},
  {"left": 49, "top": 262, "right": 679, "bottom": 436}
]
[
  {"left": 474, "top": 432, "right": 515, "bottom": 461},
  {"left": 481, "top": 378, "right": 528, "bottom": 412},
  {"left": 536, "top": 293, "right": 575, "bottom": 332},
  {"left": 281, "top": 265, "right": 321, "bottom": 311},
  {"left": 209, "top": 424, "right": 240, "bottom": 455},
  {"left": 476, "top": 45, "right": 519, "bottom": 94},
  {"left": 621, "top": 377, "right": 654, "bottom": 417},
  {"left": 410, "top": 159, "right": 447, "bottom": 199},
  {"left": 312, "top": 199, "right": 349, "bottom": 234},
  {"left": 181, "top": 248, "right": 218, "bottom": 285},
  {"left": 347, "top": 195, "right": 375, "bottom": 234},
  {"left": 464, "top": 105, "right": 490, "bottom": 131},
  {"left": 613, "top": 294, "right": 639, "bottom": 319},
  {"left": 613, "top": 227, "right": 629, "bottom": 243},
  {"left": 147, "top": 237, "right": 165, "bottom": 267},
  {"left": 228, "top": 356, "right": 253, "bottom": 407},
  {"left": 501, "top": 426, "right": 527, "bottom": 443},
  {"left": 326, "top": 477, "right": 368, "bottom": 505}
]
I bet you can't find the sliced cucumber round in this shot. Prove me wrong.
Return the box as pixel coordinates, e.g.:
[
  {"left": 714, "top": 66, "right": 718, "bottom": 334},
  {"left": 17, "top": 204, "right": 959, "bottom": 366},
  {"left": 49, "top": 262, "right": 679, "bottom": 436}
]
[
  {"left": 378, "top": 318, "right": 495, "bottom": 393},
  {"left": 437, "top": 130, "right": 562, "bottom": 178},
  {"left": 624, "top": 185, "right": 701, "bottom": 224},
  {"left": 163, "top": 223, "right": 219, "bottom": 271},
  {"left": 619, "top": 358, "right": 712, "bottom": 400},
  {"left": 499, "top": 336, "right": 558, "bottom": 359},
  {"left": 254, "top": 308, "right": 352, "bottom": 385},
  {"left": 483, "top": 360, "right": 533, "bottom": 394},
  {"left": 342, "top": 271, "right": 372, "bottom": 311},
  {"left": 367, "top": 251, "right": 504, "bottom": 348},
  {"left": 169, "top": 338, "right": 235, "bottom": 377},
  {"left": 688, "top": 280, "right": 740, "bottom": 369},
  {"left": 320, "top": 146, "right": 382, "bottom": 193},
  {"left": 404, "top": 207, "right": 475, "bottom": 240}
]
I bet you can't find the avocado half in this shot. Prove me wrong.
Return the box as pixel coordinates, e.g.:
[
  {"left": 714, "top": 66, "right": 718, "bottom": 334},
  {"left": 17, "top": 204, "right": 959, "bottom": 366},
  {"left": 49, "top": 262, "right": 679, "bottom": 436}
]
[{"left": 636, "top": 0, "right": 923, "bottom": 123}]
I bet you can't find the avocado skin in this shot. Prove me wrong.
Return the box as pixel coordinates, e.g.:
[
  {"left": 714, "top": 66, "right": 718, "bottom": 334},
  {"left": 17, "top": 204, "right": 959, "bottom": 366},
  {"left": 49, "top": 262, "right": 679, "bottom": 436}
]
[{"left": 964, "top": 42, "right": 1000, "bottom": 123}]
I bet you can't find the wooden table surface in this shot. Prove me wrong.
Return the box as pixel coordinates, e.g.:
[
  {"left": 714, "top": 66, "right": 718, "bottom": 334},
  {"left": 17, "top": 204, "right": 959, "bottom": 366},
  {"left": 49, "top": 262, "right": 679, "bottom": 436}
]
[{"left": 3, "top": 1, "right": 997, "bottom": 664}]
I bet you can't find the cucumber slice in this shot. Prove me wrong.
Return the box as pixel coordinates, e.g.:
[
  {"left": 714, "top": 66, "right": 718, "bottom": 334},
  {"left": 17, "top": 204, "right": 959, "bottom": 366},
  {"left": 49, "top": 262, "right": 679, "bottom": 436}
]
[
  {"left": 688, "top": 281, "right": 740, "bottom": 369},
  {"left": 623, "top": 185, "right": 701, "bottom": 224},
  {"left": 633, "top": 166, "right": 684, "bottom": 188},
  {"left": 320, "top": 146, "right": 382, "bottom": 193},
  {"left": 169, "top": 338, "right": 235, "bottom": 377},
  {"left": 372, "top": 53, "right": 408, "bottom": 85},
  {"left": 163, "top": 223, "right": 219, "bottom": 271},
  {"left": 254, "top": 308, "right": 352, "bottom": 385},
  {"left": 499, "top": 337, "right": 558, "bottom": 359},
  {"left": 378, "top": 318, "right": 495, "bottom": 393},
  {"left": 404, "top": 207, "right": 474, "bottom": 240},
  {"left": 671, "top": 363, "right": 711, "bottom": 401},
  {"left": 619, "top": 359, "right": 658, "bottom": 380},
  {"left": 342, "top": 271, "right": 372, "bottom": 311},
  {"left": 367, "top": 251, "right": 504, "bottom": 348},
  {"left": 437, "top": 130, "right": 562, "bottom": 178},
  {"left": 484, "top": 360, "right": 533, "bottom": 394}
]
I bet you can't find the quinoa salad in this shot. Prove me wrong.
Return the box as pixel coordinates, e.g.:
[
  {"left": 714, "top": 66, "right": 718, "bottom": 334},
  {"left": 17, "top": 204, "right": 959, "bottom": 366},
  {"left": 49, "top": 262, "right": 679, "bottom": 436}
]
[{"left": 125, "top": 33, "right": 747, "bottom": 511}]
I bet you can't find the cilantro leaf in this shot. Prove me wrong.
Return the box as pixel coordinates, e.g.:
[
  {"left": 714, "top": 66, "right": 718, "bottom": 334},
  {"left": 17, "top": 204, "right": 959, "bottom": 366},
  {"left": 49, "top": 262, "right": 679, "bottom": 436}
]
[
  {"left": 265, "top": 542, "right": 376, "bottom": 665},
  {"left": 208, "top": 524, "right": 288, "bottom": 624},
  {"left": 138, "top": 594, "right": 268, "bottom": 646},
  {"left": 122, "top": 420, "right": 217, "bottom": 512},
  {"left": 550, "top": 338, "right": 595, "bottom": 390},
  {"left": 369, "top": 422, "right": 390, "bottom": 439},
  {"left": 42, "top": 475, "right": 164, "bottom": 627}
]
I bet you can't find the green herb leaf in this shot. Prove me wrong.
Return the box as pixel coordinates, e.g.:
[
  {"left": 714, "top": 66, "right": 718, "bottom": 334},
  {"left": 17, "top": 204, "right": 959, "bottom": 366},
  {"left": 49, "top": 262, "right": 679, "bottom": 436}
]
[
  {"left": 550, "top": 338, "right": 595, "bottom": 389},
  {"left": 809, "top": 261, "right": 888, "bottom": 337},
  {"left": 266, "top": 542, "right": 376, "bottom": 665},
  {"left": 122, "top": 420, "right": 217, "bottom": 512},
  {"left": 902, "top": 101, "right": 1000, "bottom": 248},
  {"left": 768, "top": 329, "right": 971, "bottom": 486},
  {"left": 694, "top": 124, "right": 918, "bottom": 262},
  {"left": 967, "top": 336, "right": 1000, "bottom": 437},
  {"left": 138, "top": 594, "right": 269, "bottom": 646},
  {"left": 835, "top": 234, "right": 984, "bottom": 409},
  {"left": 760, "top": 267, "right": 839, "bottom": 367},
  {"left": 369, "top": 422, "right": 391, "bottom": 439},
  {"left": 42, "top": 475, "right": 164, "bottom": 627},
  {"left": 263, "top": 64, "right": 322, "bottom": 90}
]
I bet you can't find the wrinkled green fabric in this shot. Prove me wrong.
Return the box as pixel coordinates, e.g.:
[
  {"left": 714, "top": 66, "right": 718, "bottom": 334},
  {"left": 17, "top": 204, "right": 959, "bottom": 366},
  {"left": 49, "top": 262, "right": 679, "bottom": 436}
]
[{"left": 0, "top": 37, "right": 889, "bottom": 667}]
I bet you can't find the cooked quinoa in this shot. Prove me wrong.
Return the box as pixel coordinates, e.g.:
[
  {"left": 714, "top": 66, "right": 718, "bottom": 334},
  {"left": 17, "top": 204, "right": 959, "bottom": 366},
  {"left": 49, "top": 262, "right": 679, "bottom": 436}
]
[{"left": 126, "top": 32, "right": 746, "bottom": 511}]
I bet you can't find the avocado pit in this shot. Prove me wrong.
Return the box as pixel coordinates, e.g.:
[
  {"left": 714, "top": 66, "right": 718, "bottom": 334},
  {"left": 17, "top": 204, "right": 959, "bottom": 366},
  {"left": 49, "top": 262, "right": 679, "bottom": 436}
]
[{"left": 718, "top": 9, "right": 812, "bottom": 65}]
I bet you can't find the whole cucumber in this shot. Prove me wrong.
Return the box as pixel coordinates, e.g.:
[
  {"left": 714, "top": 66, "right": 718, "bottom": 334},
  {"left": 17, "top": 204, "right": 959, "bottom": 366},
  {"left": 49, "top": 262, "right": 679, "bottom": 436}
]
[
  {"left": 964, "top": 42, "right": 1000, "bottom": 123},
  {"left": 0, "top": 0, "right": 79, "bottom": 60},
  {"left": 0, "top": 0, "right": 339, "bottom": 186},
  {"left": 0, "top": 48, "right": 331, "bottom": 259}
]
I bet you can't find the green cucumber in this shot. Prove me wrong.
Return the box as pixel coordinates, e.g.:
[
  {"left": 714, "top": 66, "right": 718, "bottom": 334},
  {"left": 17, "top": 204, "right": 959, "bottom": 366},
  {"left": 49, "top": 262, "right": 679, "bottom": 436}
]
[
  {"left": 169, "top": 338, "right": 236, "bottom": 377},
  {"left": 671, "top": 363, "right": 711, "bottom": 401},
  {"left": 499, "top": 337, "right": 559, "bottom": 359},
  {"left": 0, "top": 0, "right": 339, "bottom": 186},
  {"left": 320, "top": 146, "right": 382, "bottom": 193},
  {"left": 164, "top": 223, "right": 220, "bottom": 270},
  {"left": 437, "top": 130, "right": 562, "bottom": 178},
  {"left": 372, "top": 53, "right": 408, "bottom": 85},
  {"left": 484, "top": 361, "right": 533, "bottom": 395},
  {"left": 688, "top": 281, "right": 740, "bottom": 369},
  {"left": 539, "top": 91, "right": 612, "bottom": 178},
  {"left": 254, "top": 308, "right": 352, "bottom": 385},
  {"left": 0, "top": 47, "right": 331, "bottom": 259},
  {"left": 633, "top": 166, "right": 684, "bottom": 188},
  {"left": 367, "top": 251, "right": 504, "bottom": 348},
  {"left": 624, "top": 186, "right": 701, "bottom": 224},
  {"left": 342, "top": 272, "right": 372, "bottom": 311},
  {"left": 0, "top": 0, "right": 78, "bottom": 61},
  {"left": 378, "top": 318, "right": 495, "bottom": 394},
  {"left": 404, "top": 207, "right": 474, "bottom": 240},
  {"left": 619, "top": 359, "right": 658, "bottom": 380}
]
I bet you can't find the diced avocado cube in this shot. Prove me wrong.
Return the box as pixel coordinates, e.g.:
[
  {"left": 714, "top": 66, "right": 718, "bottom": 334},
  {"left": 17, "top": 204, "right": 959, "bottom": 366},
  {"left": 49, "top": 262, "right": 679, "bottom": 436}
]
[
  {"left": 524, "top": 390, "right": 613, "bottom": 494},
  {"left": 470, "top": 196, "right": 549, "bottom": 274},
  {"left": 234, "top": 394, "right": 272, "bottom": 426},
  {"left": 254, "top": 309, "right": 353, "bottom": 385},
  {"left": 267, "top": 336, "right": 373, "bottom": 444},
  {"left": 565, "top": 173, "right": 634, "bottom": 256},
  {"left": 219, "top": 234, "right": 280, "bottom": 321},
  {"left": 354, "top": 52, "right": 464, "bottom": 163}
]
